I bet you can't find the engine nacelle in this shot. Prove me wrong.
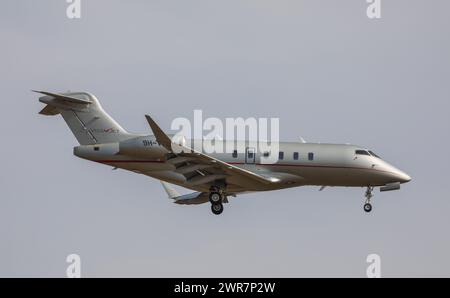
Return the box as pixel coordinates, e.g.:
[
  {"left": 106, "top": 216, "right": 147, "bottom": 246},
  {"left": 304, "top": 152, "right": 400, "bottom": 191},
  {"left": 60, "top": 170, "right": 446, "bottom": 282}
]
[
  {"left": 74, "top": 143, "right": 119, "bottom": 159},
  {"left": 119, "top": 136, "right": 168, "bottom": 159}
]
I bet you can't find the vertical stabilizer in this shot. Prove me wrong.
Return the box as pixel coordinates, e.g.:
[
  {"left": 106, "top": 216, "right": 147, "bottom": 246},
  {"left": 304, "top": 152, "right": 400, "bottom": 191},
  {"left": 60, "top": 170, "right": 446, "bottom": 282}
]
[{"left": 36, "top": 90, "right": 133, "bottom": 145}]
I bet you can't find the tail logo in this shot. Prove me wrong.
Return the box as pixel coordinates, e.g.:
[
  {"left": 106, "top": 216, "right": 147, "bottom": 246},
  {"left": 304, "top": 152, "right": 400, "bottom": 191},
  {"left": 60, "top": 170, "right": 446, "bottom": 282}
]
[{"left": 88, "top": 128, "right": 120, "bottom": 134}]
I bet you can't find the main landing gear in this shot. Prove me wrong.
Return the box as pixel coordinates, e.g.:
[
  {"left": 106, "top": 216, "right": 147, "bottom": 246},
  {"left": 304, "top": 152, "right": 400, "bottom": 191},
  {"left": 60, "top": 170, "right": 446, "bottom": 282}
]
[
  {"left": 363, "top": 186, "right": 374, "bottom": 213},
  {"left": 211, "top": 201, "right": 224, "bottom": 215},
  {"left": 209, "top": 187, "right": 226, "bottom": 215}
]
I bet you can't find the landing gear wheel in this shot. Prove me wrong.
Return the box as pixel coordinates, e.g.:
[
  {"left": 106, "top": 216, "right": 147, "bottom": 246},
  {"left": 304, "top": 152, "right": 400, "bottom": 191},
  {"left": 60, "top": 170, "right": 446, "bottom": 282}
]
[
  {"left": 363, "top": 186, "right": 374, "bottom": 213},
  {"left": 364, "top": 203, "right": 372, "bottom": 213},
  {"left": 209, "top": 192, "right": 222, "bottom": 204},
  {"left": 211, "top": 203, "right": 224, "bottom": 215}
]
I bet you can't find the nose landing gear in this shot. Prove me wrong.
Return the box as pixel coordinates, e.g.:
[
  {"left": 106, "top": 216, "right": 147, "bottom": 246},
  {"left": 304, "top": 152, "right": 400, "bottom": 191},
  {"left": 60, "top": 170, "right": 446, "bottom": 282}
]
[{"left": 363, "top": 186, "right": 374, "bottom": 213}]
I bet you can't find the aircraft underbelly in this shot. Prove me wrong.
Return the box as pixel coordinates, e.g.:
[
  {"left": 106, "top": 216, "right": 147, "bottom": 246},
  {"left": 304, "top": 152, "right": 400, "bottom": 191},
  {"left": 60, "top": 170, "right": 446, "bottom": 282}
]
[
  {"left": 92, "top": 155, "right": 388, "bottom": 191},
  {"left": 252, "top": 165, "right": 387, "bottom": 187}
]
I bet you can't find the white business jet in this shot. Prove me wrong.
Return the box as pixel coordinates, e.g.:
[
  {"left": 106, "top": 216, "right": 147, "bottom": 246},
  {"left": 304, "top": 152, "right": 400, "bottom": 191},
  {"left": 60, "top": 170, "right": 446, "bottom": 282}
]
[{"left": 36, "top": 91, "right": 411, "bottom": 215}]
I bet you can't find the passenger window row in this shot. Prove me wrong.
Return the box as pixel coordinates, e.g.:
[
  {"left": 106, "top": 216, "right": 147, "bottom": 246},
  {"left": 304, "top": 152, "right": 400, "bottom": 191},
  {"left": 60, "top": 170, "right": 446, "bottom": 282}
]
[
  {"left": 279, "top": 151, "right": 314, "bottom": 161},
  {"left": 231, "top": 150, "right": 315, "bottom": 161}
]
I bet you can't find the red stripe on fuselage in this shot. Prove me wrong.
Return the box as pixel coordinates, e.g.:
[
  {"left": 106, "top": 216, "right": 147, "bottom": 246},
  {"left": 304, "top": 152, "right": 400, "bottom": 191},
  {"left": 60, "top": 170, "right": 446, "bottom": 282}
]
[{"left": 93, "top": 160, "right": 397, "bottom": 176}]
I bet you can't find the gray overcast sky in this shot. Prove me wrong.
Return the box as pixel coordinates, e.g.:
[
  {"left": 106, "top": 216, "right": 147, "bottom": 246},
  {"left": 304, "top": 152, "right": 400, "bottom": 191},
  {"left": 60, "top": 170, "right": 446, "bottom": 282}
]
[{"left": 1, "top": 0, "right": 449, "bottom": 277}]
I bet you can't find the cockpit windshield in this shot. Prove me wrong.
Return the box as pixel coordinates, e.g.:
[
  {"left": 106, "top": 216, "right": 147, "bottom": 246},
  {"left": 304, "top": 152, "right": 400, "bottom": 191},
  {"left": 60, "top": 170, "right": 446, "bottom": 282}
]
[
  {"left": 355, "top": 150, "right": 370, "bottom": 156},
  {"left": 355, "top": 150, "right": 381, "bottom": 159},
  {"left": 368, "top": 150, "right": 381, "bottom": 158}
]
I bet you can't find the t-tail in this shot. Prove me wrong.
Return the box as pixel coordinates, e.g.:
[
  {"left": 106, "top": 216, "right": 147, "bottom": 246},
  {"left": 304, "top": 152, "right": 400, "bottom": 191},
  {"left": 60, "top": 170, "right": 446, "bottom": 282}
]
[{"left": 35, "top": 90, "right": 133, "bottom": 145}]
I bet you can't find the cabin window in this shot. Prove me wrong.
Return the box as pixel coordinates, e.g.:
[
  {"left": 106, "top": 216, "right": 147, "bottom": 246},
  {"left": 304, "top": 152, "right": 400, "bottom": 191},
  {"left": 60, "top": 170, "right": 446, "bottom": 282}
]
[
  {"left": 263, "top": 151, "right": 270, "bottom": 157},
  {"left": 293, "top": 152, "right": 299, "bottom": 160},
  {"left": 279, "top": 151, "right": 284, "bottom": 160},
  {"left": 232, "top": 150, "right": 238, "bottom": 158},
  {"left": 94, "top": 146, "right": 100, "bottom": 151},
  {"left": 308, "top": 152, "right": 314, "bottom": 161},
  {"left": 355, "top": 150, "right": 370, "bottom": 156},
  {"left": 247, "top": 151, "right": 254, "bottom": 159}
]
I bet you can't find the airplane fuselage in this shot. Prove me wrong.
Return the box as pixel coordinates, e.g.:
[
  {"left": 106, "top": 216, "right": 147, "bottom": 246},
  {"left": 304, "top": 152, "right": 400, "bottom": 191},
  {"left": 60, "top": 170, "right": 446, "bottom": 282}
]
[{"left": 74, "top": 137, "right": 411, "bottom": 193}]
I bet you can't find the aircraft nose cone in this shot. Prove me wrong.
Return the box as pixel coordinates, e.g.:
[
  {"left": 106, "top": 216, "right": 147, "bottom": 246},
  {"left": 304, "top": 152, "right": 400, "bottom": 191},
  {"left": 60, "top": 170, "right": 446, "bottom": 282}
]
[{"left": 397, "top": 171, "right": 412, "bottom": 184}]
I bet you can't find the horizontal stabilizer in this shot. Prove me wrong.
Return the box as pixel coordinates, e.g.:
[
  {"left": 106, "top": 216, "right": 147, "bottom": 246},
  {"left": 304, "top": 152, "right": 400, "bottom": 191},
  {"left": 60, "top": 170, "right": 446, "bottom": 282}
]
[{"left": 33, "top": 90, "right": 92, "bottom": 105}]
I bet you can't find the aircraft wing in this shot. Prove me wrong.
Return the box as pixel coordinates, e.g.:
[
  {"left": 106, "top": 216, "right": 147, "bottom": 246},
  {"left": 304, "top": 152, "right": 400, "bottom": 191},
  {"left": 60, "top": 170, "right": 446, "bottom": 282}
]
[
  {"left": 175, "top": 146, "right": 278, "bottom": 185},
  {"left": 160, "top": 181, "right": 209, "bottom": 205},
  {"left": 145, "top": 115, "right": 280, "bottom": 190}
]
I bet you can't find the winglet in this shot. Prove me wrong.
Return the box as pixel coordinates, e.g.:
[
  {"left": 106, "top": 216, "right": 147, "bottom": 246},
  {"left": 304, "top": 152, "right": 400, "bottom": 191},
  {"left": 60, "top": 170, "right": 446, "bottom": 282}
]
[
  {"left": 145, "top": 115, "right": 173, "bottom": 151},
  {"left": 160, "top": 181, "right": 181, "bottom": 199}
]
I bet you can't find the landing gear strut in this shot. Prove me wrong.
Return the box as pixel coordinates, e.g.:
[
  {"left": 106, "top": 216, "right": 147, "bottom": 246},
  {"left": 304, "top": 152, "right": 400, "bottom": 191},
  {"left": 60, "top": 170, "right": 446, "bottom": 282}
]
[
  {"left": 364, "top": 186, "right": 374, "bottom": 213},
  {"left": 209, "top": 187, "right": 225, "bottom": 215}
]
